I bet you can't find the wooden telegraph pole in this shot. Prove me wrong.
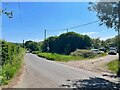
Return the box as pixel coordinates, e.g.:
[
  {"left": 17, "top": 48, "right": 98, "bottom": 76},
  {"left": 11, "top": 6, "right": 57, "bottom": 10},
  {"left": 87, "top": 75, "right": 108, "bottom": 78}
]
[{"left": 44, "top": 30, "right": 47, "bottom": 40}]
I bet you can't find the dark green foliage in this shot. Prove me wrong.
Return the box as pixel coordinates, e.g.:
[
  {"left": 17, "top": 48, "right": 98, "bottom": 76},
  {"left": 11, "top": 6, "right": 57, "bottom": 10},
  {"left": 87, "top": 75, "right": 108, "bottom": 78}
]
[
  {"left": 25, "top": 41, "right": 42, "bottom": 52},
  {"left": 41, "top": 36, "right": 58, "bottom": 53},
  {"left": 42, "top": 32, "right": 92, "bottom": 55},
  {"left": 89, "top": 2, "right": 120, "bottom": 30},
  {"left": 0, "top": 40, "right": 25, "bottom": 85}
]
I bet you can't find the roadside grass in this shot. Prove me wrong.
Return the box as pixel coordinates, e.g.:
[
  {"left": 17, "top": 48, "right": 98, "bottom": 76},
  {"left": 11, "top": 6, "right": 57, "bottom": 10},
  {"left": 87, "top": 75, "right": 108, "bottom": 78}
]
[
  {"left": 32, "top": 51, "right": 107, "bottom": 62},
  {"left": 107, "top": 59, "right": 118, "bottom": 73},
  {"left": 34, "top": 52, "right": 85, "bottom": 62}
]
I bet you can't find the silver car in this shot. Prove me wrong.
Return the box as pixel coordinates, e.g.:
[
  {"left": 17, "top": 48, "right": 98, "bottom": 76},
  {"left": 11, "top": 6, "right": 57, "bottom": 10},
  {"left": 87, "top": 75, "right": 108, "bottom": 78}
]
[
  {"left": 108, "top": 49, "right": 117, "bottom": 55},
  {"left": 91, "top": 49, "right": 101, "bottom": 54}
]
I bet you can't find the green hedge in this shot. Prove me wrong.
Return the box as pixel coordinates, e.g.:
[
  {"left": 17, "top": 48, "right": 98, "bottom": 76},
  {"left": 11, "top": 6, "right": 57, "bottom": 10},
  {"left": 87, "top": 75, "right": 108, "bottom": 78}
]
[{"left": 0, "top": 40, "right": 25, "bottom": 85}]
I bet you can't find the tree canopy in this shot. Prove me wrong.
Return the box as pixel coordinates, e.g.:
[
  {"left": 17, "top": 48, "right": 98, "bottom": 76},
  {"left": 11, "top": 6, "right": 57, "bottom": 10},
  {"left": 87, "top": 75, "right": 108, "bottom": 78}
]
[
  {"left": 89, "top": 1, "right": 120, "bottom": 76},
  {"left": 89, "top": 2, "right": 120, "bottom": 31},
  {"left": 42, "top": 32, "right": 92, "bottom": 55},
  {"left": 25, "top": 41, "right": 42, "bottom": 52}
]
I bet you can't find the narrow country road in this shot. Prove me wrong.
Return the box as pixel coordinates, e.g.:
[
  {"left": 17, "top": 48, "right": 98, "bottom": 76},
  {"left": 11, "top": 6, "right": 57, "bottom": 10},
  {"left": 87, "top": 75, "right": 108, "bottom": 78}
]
[{"left": 15, "top": 53, "right": 119, "bottom": 88}]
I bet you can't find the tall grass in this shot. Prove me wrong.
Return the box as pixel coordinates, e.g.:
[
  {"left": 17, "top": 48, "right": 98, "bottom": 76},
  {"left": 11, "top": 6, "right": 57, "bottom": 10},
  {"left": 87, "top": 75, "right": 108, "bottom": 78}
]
[
  {"left": 32, "top": 51, "right": 107, "bottom": 62},
  {"left": 107, "top": 59, "right": 118, "bottom": 73}
]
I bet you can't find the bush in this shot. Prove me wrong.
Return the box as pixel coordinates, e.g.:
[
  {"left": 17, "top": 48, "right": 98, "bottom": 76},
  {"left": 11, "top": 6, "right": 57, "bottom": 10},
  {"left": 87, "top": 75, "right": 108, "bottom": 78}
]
[
  {"left": 42, "top": 32, "right": 92, "bottom": 54},
  {"left": 70, "top": 49, "right": 96, "bottom": 58}
]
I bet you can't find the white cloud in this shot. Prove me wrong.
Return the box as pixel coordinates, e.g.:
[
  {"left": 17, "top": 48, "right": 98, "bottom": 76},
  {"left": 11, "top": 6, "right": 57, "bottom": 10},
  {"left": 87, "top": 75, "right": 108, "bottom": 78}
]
[
  {"left": 82, "top": 32, "right": 99, "bottom": 36},
  {"left": 24, "top": 39, "right": 43, "bottom": 42},
  {"left": 100, "top": 36, "right": 114, "bottom": 40}
]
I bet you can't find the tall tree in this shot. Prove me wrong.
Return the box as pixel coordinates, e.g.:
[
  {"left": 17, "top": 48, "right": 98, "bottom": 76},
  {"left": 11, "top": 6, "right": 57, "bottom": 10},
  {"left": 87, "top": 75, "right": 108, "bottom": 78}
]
[
  {"left": 25, "top": 41, "right": 40, "bottom": 52},
  {"left": 89, "top": 1, "right": 120, "bottom": 76},
  {"left": 92, "top": 38, "right": 101, "bottom": 49},
  {"left": 42, "top": 32, "right": 92, "bottom": 54}
]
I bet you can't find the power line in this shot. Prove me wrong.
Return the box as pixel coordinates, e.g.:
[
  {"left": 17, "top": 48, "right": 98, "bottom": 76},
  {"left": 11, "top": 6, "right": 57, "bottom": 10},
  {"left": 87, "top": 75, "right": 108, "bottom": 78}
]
[
  {"left": 69, "top": 20, "right": 99, "bottom": 29},
  {"left": 44, "top": 20, "right": 99, "bottom": 39},
  {"left": 17, "top": 2, "right": 99, "bottom": 41},
  {"left": 47, "top": 20, "right": 99, "bottom": 31}
]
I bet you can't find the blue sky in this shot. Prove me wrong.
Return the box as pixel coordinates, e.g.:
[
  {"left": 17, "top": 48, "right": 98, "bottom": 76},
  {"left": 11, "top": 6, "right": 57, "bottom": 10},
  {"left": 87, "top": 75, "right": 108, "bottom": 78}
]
[{"left": 2, "top": 2, "right": 118, "bottom": 43}]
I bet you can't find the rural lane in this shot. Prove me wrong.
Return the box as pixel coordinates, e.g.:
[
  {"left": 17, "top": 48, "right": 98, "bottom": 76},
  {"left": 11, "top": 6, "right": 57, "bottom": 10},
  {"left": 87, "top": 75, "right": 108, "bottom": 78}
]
[{"left": 15, "top": 53, "right": 119, "bottom": 88}]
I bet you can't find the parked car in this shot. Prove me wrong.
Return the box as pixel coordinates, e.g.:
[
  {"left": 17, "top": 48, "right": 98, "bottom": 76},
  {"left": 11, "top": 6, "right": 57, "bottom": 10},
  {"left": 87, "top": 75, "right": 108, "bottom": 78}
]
[
  {"left": 91, "top": 49, "right": 100, "bottom": 54},
  {"left": 109, "top": 47, "right": 117, "bottom": 51},
  {"left": 108, "top": 48, "right": 117, "bottom": 55}
]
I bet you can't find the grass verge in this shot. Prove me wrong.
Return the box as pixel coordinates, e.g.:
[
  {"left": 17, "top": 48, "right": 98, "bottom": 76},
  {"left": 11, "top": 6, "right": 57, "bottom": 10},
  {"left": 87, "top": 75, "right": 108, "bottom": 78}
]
[
  {"left": 107, "top": 59, "right": 118, "bottom": 73},
  {"left": 32, "top": 52, "right": 85, "bottom": 62},
  {"left": 37, "top": 53, "right": 85, "bottom": 62},
  {"left": 32, "top": 51, "right": 106, "bottom": 62}
]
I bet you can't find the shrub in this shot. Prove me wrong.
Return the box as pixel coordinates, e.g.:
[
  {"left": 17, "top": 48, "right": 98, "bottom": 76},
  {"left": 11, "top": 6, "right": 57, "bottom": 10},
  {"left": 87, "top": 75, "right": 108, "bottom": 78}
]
[
  {"left": 70, "top": 49, "right": 96, "bottom": 58},
  {"left": 41, "top": 32, "right": 92, "bottom": 54}
]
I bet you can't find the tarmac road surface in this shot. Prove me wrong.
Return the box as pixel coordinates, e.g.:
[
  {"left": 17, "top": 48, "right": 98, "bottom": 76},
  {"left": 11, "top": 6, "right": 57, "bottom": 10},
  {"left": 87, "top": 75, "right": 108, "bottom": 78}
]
[{"left": 15, "top": 53, "right": 119, "bottom": 88}]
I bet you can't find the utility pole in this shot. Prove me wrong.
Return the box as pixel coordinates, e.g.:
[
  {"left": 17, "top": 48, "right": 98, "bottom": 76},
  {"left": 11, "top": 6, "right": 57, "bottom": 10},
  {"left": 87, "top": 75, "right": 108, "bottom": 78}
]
[
  {"left": 44, "top": 30, "right": 47, "bottom": 40},
  {"left": 44, "top": 30, "right": 48, "bottom": 52},
  {"left": 23, "top": 39, "right": 24, "bottom": 48},
  {"left": 67, "top": 29, "right": 68, "bottom": 33}
]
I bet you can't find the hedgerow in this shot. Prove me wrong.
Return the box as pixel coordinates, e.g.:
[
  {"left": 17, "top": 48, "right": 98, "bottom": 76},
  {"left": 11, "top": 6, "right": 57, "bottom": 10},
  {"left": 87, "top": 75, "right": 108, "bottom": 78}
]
[{"left": 0, "top": 40, "right": 25, "bottom": 85}]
